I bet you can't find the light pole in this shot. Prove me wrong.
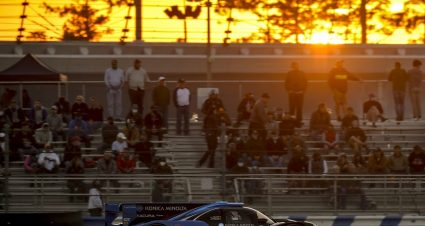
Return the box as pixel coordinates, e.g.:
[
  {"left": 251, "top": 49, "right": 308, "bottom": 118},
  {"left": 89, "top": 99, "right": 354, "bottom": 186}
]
[{"left": 206, "top": 0, "right": 212, "bottom": 85}]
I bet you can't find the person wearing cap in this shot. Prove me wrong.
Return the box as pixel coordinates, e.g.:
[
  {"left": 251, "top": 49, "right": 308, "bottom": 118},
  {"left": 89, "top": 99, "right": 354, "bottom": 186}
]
[
  {"left": 407, "top": 59, "right": 423, "bottom": 120},
  {"left": 34, "top": 122, "right": 53, "bottom": 148},
  {"left": 285, "top": 62, "right": 307, "bottom": 123},
  {"left": 125, "top": 59, "right": 152, "bottom": 115},
  {"left": 362, "top": 94, "right": 387, "bottom": 127},
  {"left": 328, "top": 60, "right": 360, "bottom": 121},
  {"left": 249, "top": 93, "right": 270, "bottom": 140},
  {"left": 46, "top": 105, "right": 65, "bottom": 141},
  {"left": 152, "top": 76, "right": 170, "bottom": 130},
  {"left": 37, "top": 143, "right": 60, "bottom": 173},
  {"left": 111, "top": 132, "right": 128, "bottom": 156},
  {"left": 201, "top": 89, "right": 224, "bottom": 116},
  {"left": 173, "top": 78, "right": 191, "bottom": 135},
  {"left": 388, "top": 62, "right": 408, "bottom": 122},
  {"left": 105, "top": 59, "right": 125, "bottom": 120}
]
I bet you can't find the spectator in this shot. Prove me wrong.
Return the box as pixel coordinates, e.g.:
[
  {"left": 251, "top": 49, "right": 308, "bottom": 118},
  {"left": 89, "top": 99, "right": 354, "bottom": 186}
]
[
  {"left": 97, "top": 151, "right": 120, "bottom": 189},
  {"left": 408, "top": 145, "right": 425, "bottom": 174},
  {"left": 134, "top": 133, "right": 154, "bottom": 168},
  {"left": 37, "top": 144, "right": 60, "bottom": 173},
  {"left": 0, "top": 88, "right": 17, "bottom": 110},
  {"left": 387, "top": 145, "right": 408, "bottom": 174},
  {"left": 18, "top": 138, "right": 37, "bottom": 161},
  {"left": 34, "top": 123, "right": 52, "bottom": 149},
  {"left": 88, "top": 180, "right": 103, "bottom": 216},
  {"left": 24, "top": 152, "right": 39, "bottom": 174},
  {"left": 341, "top": 107, "right": 359, "bottom": 134},
  {"left": 279, "top": 112, "right": 299, "bottom": 136},
  {"left": 363, "top": 94, "right": 387, "bottom": 127},
  {"left": 235, "top": 92, "right": 255, "bottom": 127},
  {"left": 308, "top": 151, "right": 328, "bottom": 175},
  {"left": 151, "top": 158, "right": 173, "bottom": 202},
  {"left": 228, "top": 159, "right": 251, "bottom": 203},
  {"left": 11, "top": 122, "right": 35, "bottom": 161},
  {"left": 22, "top": 89, "right": 33, "bottom": 109},
  {"left": 152, "top": 76, "right": 170, "bottom": 130},
  {"left": 352, "top": 151, "right": 367, "bottom": 174},
  {"left": 265, "top": 154, "right": 285, "bottom": 168},
  {"left": 367, "top": 148, "right": 387, "bottom": 174},
  {"left": 345, "top": 120, "right": 368, "bottom": 153},
  {"left": 63, "top": 136, "right": 82, "bottom": 168},
  {"left": 201, "top": 90, "right": 224, "bottom": 116},
  {"left": 216, "top": 107, "right": 232, "bottom": 127},
  {"left": 322, "top": 124, "right": 342, "bottom": 154},
  {"left": 286, "top": 132, "right": 308, "bottom": 157},
  {"left": 28, "top": 100, "right": 48, "bottom": 129},
  {"left": 309, "top": 103, "right": 331, "bottom": 139},
  {"left": 265, "top": 131, "right": 287, "bottom": 157},
  {"left": 328, "top": 60, "right": 360, "bottom": 120},
  {"left": 68, "top": 113, "right": 91, "bottom": 147},
  {"left": 123, "top": 118, "right": 141, "bottom": 147},
  {"left": 265, "top": 112, "right": 279, "bottom": 137},
  {"left": 105, "top": 59, "right": 125, "bottom": 120},
  {"left": 46, "top": 105, "right": 65, "bottom": 141},
  {"left": 245, "top": 130, "right": 265, "bottom": 160},
  {"left": 66, "top": 156, "right": 85, "bottom": 202},
  {"left": 87, "top": 96, "right": 104, "bottom": 132},
  {"left": 226, "top": 141, "right": 240, "bottom": 170},
  {"left": 111, "top": 132, "right": 128, "bottom": 156},
  {"left": 198, "top": 109, "right": 219, "bottom": 168},
  {"left": 125, "top": 59, "right": 151, "bottom": 115},
  {"left": 116, "top": 148, "right": 136, "bottom": 173},
  {"left": 407, "top": 59, "right": 423, "bottom": 120},
  {"left": 126, "top": 104, "right": 144, "bottom": 129},
  {"left": 71, "top": 95, "right": 89, "bottom": 120},
  {"left": 100, "top": 117, "right": 119, "bottom": 151},
  {"left": 336, "top": 153, "right": 350, "bottom": 174},
  {"left": 285, "top": 62, "right": 307, "bottom": 123},
  {"left": 287, "top": 146, "right": 308, "bottom": 192},
  {"left": 54, "top": 96, "right": 71, "bottom": 123},
  {"left": 388, "top": 62, "right": 408, "bottom": 122},
  {"left": 4, "top": 99, "right": 26, "bottom": 128},
  {"left": 249, "top": 93, "right": 270, "bottom": 140},
  {"left": 144, "top": 105, "right": 164, "bottom": 142},
  {"left": 173, "top": 78, "right": 191, "bottom": 135}
]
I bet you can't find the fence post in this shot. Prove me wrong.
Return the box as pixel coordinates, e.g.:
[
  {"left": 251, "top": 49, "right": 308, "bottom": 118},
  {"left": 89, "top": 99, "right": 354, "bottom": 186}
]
[{"left": 2, "top": 127, "right": 10, "bottom": 213}]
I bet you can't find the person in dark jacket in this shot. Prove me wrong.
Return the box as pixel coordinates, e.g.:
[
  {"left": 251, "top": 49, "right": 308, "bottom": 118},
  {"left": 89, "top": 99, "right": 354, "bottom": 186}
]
[
  {"left": 28, "top": 100, "right": 48, "bottom": 129},
  {"left": 285, "top": 62, "right": 307, "bottom": 123},
  {"left": 101, "top": 117, "right": 119, "bottom": 151},
  {"left": 71, "top": 95, "right": 89, "bottom": 120},
  {"left": 388, "top": 62, "right": 408, "bottom": 122},
  {"left": 249, "top": 93, "right": 270, "bottom": 140},
  {"left": 287, "top": 146, "right": 309, "bottom": 193},
  {"left": 144, "top": 105, "right": 163, "bottom": 142},
  {"left": 151, "top": 158, "right": 173, "bottom": 202},
  {"left": 345, "top": 120, "right": 368, "bottom": 153},
  {"left": 309, "top": 103, "right": 331, "bottom": 139},
  {"left": 87, "top": 96, "right": 104, "bottom": 132},
  {"left": 3, "top": 99, "right": 26, "bottom": 128},
  {"left": 198, "top": 110, "right": 219, "bottom": 168},
  {"left": 328, "top": 60, "right": 360, "bottom": 120},
  {"left": 54, "top": 96, "right": 71, "bottom": 123},
  {"left": 201, "top": 90, "right": 224, "bottom": 116},
  {"left": 408, "top": 145, "right": 425, "bottom": 174},
  {"left": 66, "top": 156, "right": 85, "bottom": 202},
  {"left": 235, "top": 92, "right": 255, "bottom": 127},
  {"left": 363, "top": 94, "right": 387, "bottom": 127},
  {"left": 152, "top": 76, "right": 170, "bottom": 130}
]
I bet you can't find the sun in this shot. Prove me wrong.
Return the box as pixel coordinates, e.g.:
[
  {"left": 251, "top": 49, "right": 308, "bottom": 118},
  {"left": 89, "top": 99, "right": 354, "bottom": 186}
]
[{"left": 306, "top": 32, "right": 346, "bottom": 44}]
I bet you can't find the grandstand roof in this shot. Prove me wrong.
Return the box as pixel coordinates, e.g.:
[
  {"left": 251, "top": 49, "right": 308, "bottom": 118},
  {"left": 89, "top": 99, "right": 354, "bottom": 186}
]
[{"left": 0, "top": 53, "right": 67, "bottom": 82}]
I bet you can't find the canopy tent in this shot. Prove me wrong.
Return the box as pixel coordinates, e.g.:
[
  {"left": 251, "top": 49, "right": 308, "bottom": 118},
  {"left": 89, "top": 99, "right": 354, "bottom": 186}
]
[{"left": 0, "top": 53, "right": 67, "bottom": 82}]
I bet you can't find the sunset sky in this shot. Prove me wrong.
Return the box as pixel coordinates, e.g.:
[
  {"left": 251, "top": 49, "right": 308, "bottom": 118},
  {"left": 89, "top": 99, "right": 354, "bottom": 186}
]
[{"left": 0, "top": 0, "right": 415, "bottom": 44}]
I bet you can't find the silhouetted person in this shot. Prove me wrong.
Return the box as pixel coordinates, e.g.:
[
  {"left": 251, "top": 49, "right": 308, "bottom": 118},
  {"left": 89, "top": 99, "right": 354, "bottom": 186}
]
[
  {"left": 388, "top": 62, "right": 408, "bottom": 122},
  {"left": 407, "top": 59, "right": 423, "bottom": 120},
  {"left": 285, "top": 62, "right": 307, "bottom": 123}
]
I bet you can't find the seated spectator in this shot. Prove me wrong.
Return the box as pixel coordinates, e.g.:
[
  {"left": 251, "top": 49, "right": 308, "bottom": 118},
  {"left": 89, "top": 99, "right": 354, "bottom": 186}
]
[
  {"left": 265, "top": 132, "right": 287, "bottom": 156},
  {"left": 408, "top": 145, "right": 425, "bottom": 174},
  {"left": 111, "top": 132, "right": 128, "bottom": 156},
  {"left": 309, "top": 103, "right": 331, "bottom": 140},
  {"left": 287, "top": 146, "right": 308, "bottom": 192},
  {"left": 18, "top": 138, "right": 37, "bottom": 161},
  {"left": 68, "top": 113, "right": 91, "bottom": 147},
  {"left": 28, "top": 100, "right": 48, "bottom": 129},
  {"left": 97, "top": 151, "right": 120, "bottom": 189},
  {"left": 367, "top": 148, "right": 388, "bottom": 174},
  {"left": 123, "top": 118, "right": 141, "bottom": 147},
  {"left": 336, "top": 153, "right": 350, "bottom": 174},
  {"left": 100, "top": 117, "right": 119, "bottom": 151},
  {"left": 352, "top": 151, "right": 367, "bottom": 173},
  {"left": 34, "top": 123, "right": 53, "bottom": 149},
  {"left": 63, "top": 136, "right": 82, "bottom": 168},
  {"left": 151, "top": 158, "right": 173, "bottom": 202},
  {"left": 54, "top": 96, "right": 71, "bottom": 123},
  {"left": 279, "top": 112, "right": 299, "bottom": 136},
  {"left": 235, "top": 92, "right": 255, "bottom": 127},
  {"left": 286, "top": 132, "right": 307, "bottom": 157},
  {"left": 0, "top": 88, "right": 17, "bottom": 110},
  {"left": 345, "top": 120, "right": 368, "bottom": 153},
  {"left": 265, "top": 112, "right": 280, "bottom": 137},
  {"left": 363, "top": 94, "right": 387, "bottom": 127},
  {"left": 116, "top": 148, "right": 136, "bottom": 173},
  {"left": 126, "top": 104, "right": 144, "bottom": 129},
  {"left": 71, "top": 95, "right": 89, "bottom": 120},
  {"left": 37, "top": 144, "right": 60, "bottom": 173},
  {"left": 66, "top": 156, "right": 85, "bottom": 202},
  {"left": 46, "top": 105, "right": 65, "bottom": 141},
  {"left": 134, "top": 133, "right": 154, "bottom": 168},
  {"left": 322, "top": 124, "right": 342, "bottom": 154},
  {"left": 24, "top": 152, "right": 39, "bottom": 174},
  {"left": 387, "top": 145, "right": 408, "bottom": 174},
  {"left": 244, "top": 130, "right": 265, "bottom": 160},
  {"left": 216, "top": 107, "right": 232, "bottom": 127},
  {"left": 4, "top": 99, "right": 26, "bottom": 128},
  {"left": 308, "top": 151, "right": 328, "bottom": 175},
  {"left": 144, "top": 105, "right": 164, "bottom": 142},
  {"left": 265, "top": 154, "right": 285, "bottom": 168},
  {"left": 88, "top": 180, "right": 103, "bottom": 216},
  {"left": 201, "top": 90, "right": 224, "bottom": 116},
  {"left": 11, "top": 122, "right": 35, "bottom": 161},
  {"left": 341, "top": 107, "right": 359, "bottom": 136},
  {"left": 87, "top": 96, "right": 104, "bottom": 132}
]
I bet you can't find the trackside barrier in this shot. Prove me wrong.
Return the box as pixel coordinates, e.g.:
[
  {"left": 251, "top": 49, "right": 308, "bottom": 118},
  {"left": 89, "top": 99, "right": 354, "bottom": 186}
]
[{"left": 274, "top": 215, "right": 425, "bottom": 226}]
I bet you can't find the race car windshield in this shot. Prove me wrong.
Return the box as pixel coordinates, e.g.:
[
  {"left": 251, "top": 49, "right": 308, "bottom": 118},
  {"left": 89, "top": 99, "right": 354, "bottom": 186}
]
[{"left": 243, "top": 207, "right": 275, "bottom": 225}]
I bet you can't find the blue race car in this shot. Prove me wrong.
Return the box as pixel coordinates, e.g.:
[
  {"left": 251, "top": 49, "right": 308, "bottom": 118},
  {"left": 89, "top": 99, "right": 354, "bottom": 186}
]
[{"left": 105, "top": 202, "right": 316, "bottom": 226}]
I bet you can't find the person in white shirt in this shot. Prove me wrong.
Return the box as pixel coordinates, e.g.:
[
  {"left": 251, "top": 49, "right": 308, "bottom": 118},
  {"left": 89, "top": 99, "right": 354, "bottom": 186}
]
[
  {"left": 105, "top": 59, "right": 124, "bottom": 120},
  {"left": 37, "top": 143, "right": 60, "bottom": 173},
  {"left": 173, "top": 78, "right": 191, "bottom": 135},
  {"left": 88, "top": 180, "right": 103, "bottom": 216},
  {"left": 125, "top": 59, "right": 151, "bottom": 115},
  {"left": 111, "top": 132, "right": 128, "bottom": 156}
]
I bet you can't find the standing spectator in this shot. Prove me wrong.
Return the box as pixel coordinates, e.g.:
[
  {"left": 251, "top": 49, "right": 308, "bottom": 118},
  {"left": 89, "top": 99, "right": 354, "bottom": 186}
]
[
  {"left": 201, "top": 90, "right": 224, "bottom": 116},
  {"left": 363, "top": 94, "right": 387, "bottom": 127},
  {"left": 345, "top": 120, "right": 368, "bottom": 153},
  {"left": 387, "top": 145, "right": 408, "bottom": 174},
  {"left": 54, "top": 96, "right": 71, "bottom": 123},
  {"left": 46, "top": 105, "right": 65, "bottom": 141},
  {"left": 151, "top": 158, "right": 173, "bottom": 202},
  {"left": 29, "top": 100, "right": 48, "bottom": 129},
  {"left": 125, "top": 59, "right": 151, "bottom": 115},
  {"left": 173, "top": 78, "right": 191, "bottom": 135},
  {"left": 104, "top": 59, "right": 124, "bottom": 120},
  {"left": 116, "top": 148, "right": 136, "bottom": 173},
  {"left": 198, "top": 109, "right": 219, "bottom": 168},
  {"left": 144, "top": 105, "right": 164, "bottom": 142},
  {"left": 322, "top": 124, "right": 342, "bottom": 154},
  {"left": 34, "top": 123, "right": 52, "bottom": 148},
  {"left": 309, "top": 103, "right": 331, "bottom": 139},
  {"left": 37, "top": 144, "right": 60, "bottom": 173},
  {"left": 388, "top": 62, "right": 408, "bottom": 122},
  {"left": 71, "top": 95, "right": 89, "bottom": 120},
  {"left": 101, "top": 117, "right": 119, "bottom": 150},
  {"left": 407, "top": 59, "right": 423, "bottom": 120},
  {"left": 111, "top": 132, "right": 128, "bottom": 156},
  {"left": 66, "top": 156, "right": 85, "bottom": 202},
  {"left": 88, "top": 180, "right": 103, "bottom": 216},
  {"left": 249, "top": 93, "right": 270, "bottom": 140},
  {"left": 152, "top": 76, "right": 170, "bottom": 130},
  {"left": 235, "top": 92, "right": 255, "bottom": 127},
  {"left": 367, "top": 148, "right": 387, "bottom": 174},
  {"left": 87, "top": 96, "right": 104, "bottom": 132},
  {"left": 285, "top": 62, "right": 307, "bottom": 123},
  {"left": 97, "top": 151, "right": 120, "bottom": 189},
  {"left": 328, "top": 60, "right": 360, "bottom": 120},
  {"left": 4, "top": 99, "right": 26, "bottom": 128},
  {"left": 408, "top": 145, "right": 425, "bottom": 174}
]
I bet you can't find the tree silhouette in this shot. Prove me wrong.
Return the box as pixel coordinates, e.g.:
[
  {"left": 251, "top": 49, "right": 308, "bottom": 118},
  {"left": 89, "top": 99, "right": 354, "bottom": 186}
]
[{"left": 43, "top": 0, "right": 131, "bottom": 41}]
